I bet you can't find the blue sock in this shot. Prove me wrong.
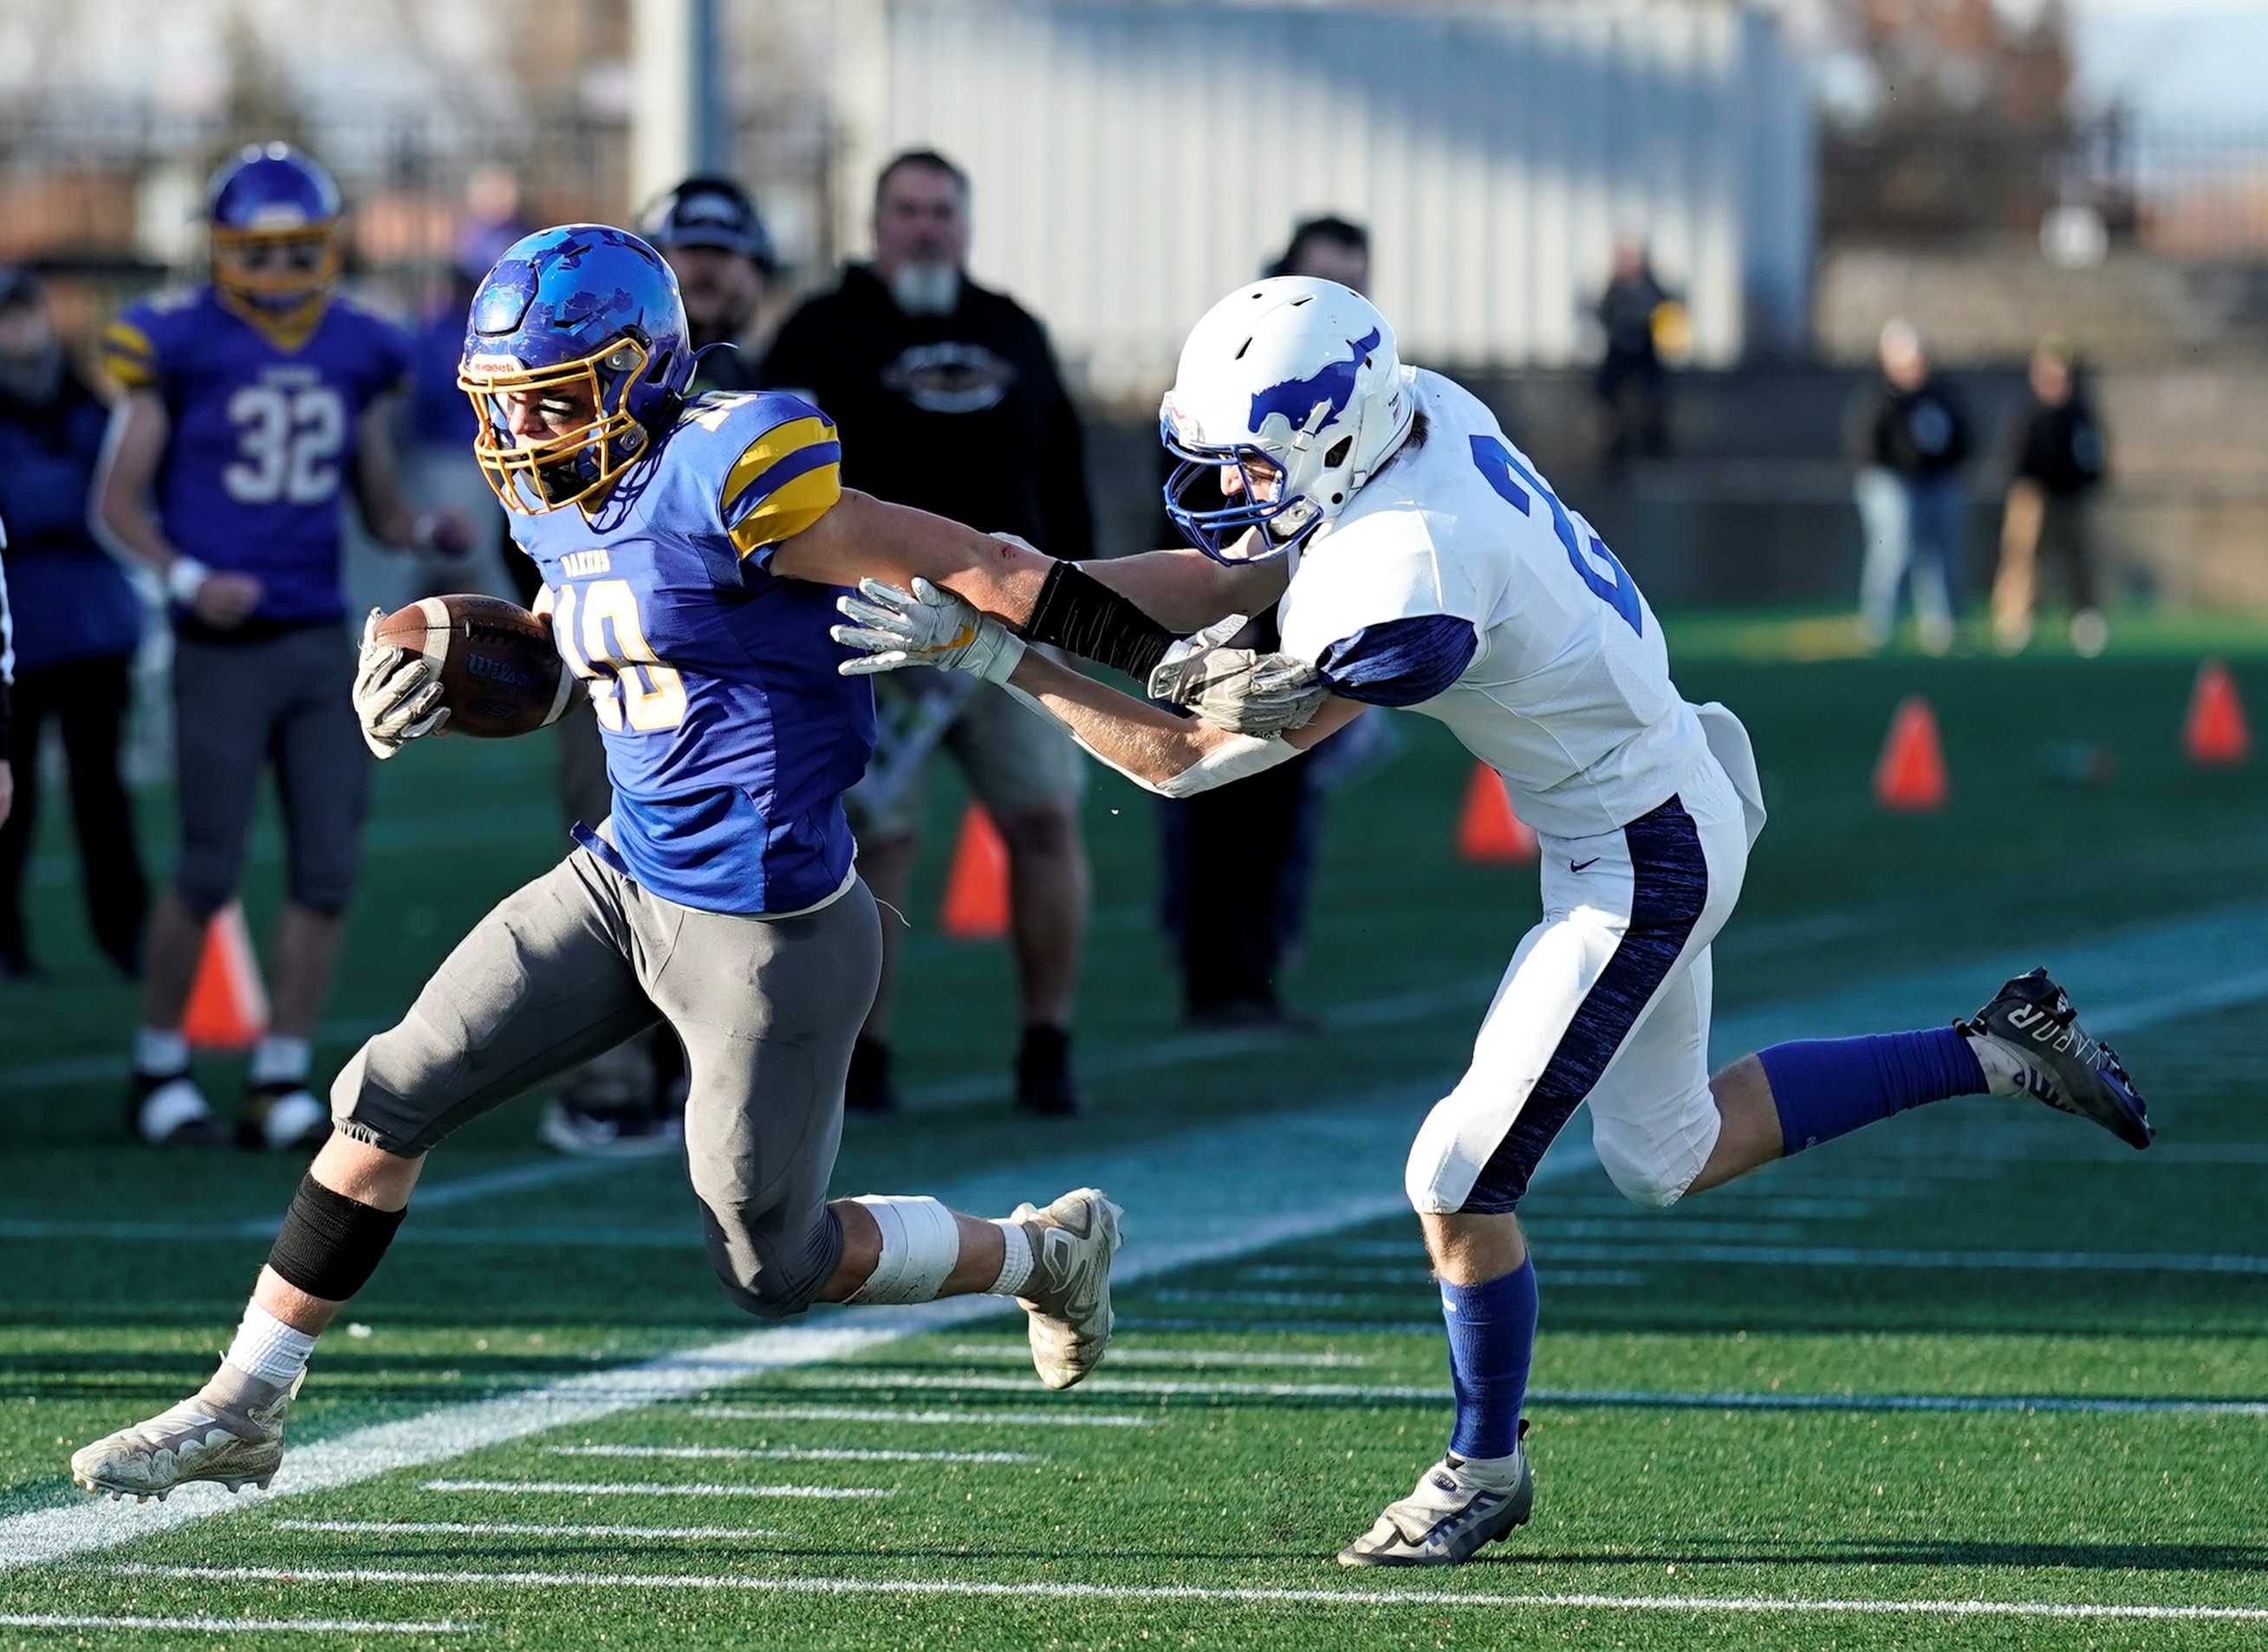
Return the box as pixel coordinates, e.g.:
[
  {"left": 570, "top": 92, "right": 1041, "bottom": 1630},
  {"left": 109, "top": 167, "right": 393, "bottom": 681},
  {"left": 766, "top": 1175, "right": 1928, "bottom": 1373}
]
[
  {"left": 1761, "top": 1025, "right": 1988, "bottom": 1156},
  {"left": 1440, "top": 1258, "right": 1537, "bottom": 1460}
]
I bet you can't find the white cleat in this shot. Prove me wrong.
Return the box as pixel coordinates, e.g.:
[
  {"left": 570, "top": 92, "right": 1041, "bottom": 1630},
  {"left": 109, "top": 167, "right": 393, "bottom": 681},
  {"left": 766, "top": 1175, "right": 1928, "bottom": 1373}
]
[
  {"left": 1012, "top": 1187, "right": 1123, "bottom": 1390},
  {"left": 1338, "top": 1428, "right": 1535, "bottom": 1567},
  {"left": 69, "top": 1367, "right": 302, "bottom": 1501}
]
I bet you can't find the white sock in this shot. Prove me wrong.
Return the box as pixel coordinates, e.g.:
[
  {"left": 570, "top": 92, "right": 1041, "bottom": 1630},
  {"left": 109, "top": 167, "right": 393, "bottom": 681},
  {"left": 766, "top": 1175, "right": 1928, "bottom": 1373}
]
[
  {"left": 1963, "top": 1029, "right": 2027, "bottom": 1097},
  {"left": 222, "top": 1302, "right": 317, "bottom": 1385},
  {"left": 134, "top": 1027, "right": 188, "bottom": 1076},
  {"left": 250, "top": 1037, "right": 313, "bottom": 1087},
  {"left": 986, "top": 1218, "right": 1035, "bottom": 1297}
]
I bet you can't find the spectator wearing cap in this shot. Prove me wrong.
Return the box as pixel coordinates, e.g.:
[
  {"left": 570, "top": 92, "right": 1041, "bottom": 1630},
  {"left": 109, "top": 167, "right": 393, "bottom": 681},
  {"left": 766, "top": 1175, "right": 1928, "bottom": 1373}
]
[
  {"left": 638, "top": 176, "right": 778, "bottom": 397},
  {"left": 1849, "top": 319, "right": 1973, "bottom": 655},
  {"left": 0, "top": 268, "right": 149, "bottom": 982},
  {"left": 1991, "top": 336, "right": 2112, "bottom": 657},
  {"left": 759, "top": 147, "right": 1095, "bottom": 1117}
]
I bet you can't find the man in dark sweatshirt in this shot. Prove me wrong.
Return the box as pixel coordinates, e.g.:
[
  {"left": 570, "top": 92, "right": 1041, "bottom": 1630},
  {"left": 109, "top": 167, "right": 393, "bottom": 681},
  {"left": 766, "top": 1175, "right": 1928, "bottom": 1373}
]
[
  {"left": 1992, "top": 336, "right": 2111, "bottom": 656},
  {"left": 760, "top": 149, "right": 1094, "bottom": 1117},
  {"left": 1850, "top": 319, "right": 1972, "bottom": 655}
]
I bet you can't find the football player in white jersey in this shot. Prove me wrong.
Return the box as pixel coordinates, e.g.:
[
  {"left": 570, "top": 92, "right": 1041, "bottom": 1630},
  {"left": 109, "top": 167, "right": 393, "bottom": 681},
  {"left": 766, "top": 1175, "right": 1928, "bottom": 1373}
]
[{"left": 834, "top": 278, "right": 2155, "bottom": 1567}]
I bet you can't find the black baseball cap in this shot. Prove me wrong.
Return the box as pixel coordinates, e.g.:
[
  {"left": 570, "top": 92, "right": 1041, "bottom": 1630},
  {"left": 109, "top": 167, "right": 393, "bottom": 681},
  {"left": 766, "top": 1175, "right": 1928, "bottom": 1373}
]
[{"left": 638, "top": 177, "right": 777, "bottom": 274}]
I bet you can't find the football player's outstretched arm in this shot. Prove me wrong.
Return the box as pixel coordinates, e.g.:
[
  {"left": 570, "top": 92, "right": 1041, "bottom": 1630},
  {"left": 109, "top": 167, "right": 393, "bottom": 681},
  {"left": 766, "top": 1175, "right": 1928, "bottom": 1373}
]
[
  {"left": 772, "top": 489, "right": 1281, "bottom": 685},
  {"left": 93, "top": 393, "right": 263, "bottom": 628}
]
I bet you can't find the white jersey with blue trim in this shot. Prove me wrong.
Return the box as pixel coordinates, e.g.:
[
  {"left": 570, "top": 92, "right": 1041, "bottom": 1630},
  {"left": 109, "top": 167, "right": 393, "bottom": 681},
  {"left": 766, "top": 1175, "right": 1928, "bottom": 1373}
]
[{"left": 1276, "top": 367, "right": 1715, "bottom": 840}]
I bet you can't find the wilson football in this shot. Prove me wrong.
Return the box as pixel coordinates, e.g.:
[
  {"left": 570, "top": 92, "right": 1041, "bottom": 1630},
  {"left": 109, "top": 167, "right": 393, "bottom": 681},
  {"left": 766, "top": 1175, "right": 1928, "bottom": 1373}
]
[{"left": 374, "top": 594, "right": 573, "bottom": 739}]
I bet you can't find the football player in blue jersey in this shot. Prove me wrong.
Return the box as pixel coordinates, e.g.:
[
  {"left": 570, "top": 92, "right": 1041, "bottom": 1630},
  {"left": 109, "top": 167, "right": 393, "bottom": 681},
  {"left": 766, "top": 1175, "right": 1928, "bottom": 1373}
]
[
  {"left": 70, "top": 223, "right": 1232, "bottom": 1501},
  {"left": 95, "top": 142, "right": 477, "bottom": 1153}
]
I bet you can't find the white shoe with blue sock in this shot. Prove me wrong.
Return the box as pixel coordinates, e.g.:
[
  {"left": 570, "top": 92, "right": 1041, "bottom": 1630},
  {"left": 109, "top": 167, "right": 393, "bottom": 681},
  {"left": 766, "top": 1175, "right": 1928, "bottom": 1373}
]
[{"left": 1338, "top": 1424, "right": 1535, "bottom": 1567}]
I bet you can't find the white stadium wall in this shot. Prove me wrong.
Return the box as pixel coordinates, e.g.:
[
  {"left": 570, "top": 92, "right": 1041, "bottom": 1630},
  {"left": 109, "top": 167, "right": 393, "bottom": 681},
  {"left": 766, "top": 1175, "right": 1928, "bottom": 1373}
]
[{"left": 833, "top": 0, "right": 1816, "bottom": 398}]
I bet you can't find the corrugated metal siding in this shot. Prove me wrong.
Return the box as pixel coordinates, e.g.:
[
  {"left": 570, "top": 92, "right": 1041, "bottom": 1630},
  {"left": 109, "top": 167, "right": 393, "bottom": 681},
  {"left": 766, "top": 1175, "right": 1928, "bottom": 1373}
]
[{"left": 849, "top": 0, "right": 1812, "bottom": 396}]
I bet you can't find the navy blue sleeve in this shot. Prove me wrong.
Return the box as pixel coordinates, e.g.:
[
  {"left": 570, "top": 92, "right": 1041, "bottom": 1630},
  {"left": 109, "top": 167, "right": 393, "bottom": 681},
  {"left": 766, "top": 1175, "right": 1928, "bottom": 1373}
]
[{"left": 1315, "top": 614, "right": 1478, "bottom": 707}]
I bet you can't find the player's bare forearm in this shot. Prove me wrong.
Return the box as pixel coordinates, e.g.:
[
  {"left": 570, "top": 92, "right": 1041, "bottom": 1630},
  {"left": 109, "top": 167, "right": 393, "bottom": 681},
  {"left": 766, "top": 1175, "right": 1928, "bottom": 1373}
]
[
  {"left": 772, "top": 490, "right": 1054, "bottom": 623},
  {"left": 1083, "top": 548, "right": 1290, "bottom": 632},
  {"left": 93, "top": 394, "right": 182, "bottom": 570},
  {"left": 354, "top": 402, "right": 420, "bottom": 548},
  {"left": 1003, "top": 648, "right": 1238, "bottom": 786}
]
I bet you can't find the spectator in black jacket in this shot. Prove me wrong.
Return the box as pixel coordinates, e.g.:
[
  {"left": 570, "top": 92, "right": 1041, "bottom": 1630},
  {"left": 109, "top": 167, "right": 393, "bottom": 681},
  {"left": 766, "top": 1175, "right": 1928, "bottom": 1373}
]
[
  {"left": 1850, "top": 319, "right": 1972, "bottom": 655},
  {"left": 1991, "top": 337, "right": 2111, "bottom": 656},
  {"left": 760, "top": 149, "right": 1095, "bottom": 1116},
  {"left": 0, "top": 268, "right": 148, "bottom": 982},
  {"left": 1154, "top": 216, "right": 1374, "bottom": 1029},
  {"left": 1594, "top": 241, "right": 1679, "bottom": 467}
]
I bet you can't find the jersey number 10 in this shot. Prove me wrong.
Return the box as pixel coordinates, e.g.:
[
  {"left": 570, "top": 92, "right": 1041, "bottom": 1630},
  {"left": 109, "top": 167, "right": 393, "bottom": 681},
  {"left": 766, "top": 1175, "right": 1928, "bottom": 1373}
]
[
  {"left": 1468, "top": 434, "right": 1644, "bottom": 637},
  {"left": 543, "top": 578, "right": 688, "bottom": 733}
]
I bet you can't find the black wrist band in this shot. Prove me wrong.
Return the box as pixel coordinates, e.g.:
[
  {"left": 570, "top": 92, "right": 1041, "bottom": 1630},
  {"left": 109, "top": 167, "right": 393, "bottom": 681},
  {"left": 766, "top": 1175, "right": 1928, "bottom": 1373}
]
[{"left": 1022, "top": 561, "right": 1176, "bottom": 685}]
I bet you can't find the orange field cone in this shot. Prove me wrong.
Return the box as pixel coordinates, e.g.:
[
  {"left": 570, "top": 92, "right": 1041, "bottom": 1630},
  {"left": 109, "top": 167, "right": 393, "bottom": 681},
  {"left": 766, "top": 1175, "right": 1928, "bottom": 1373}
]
[
  {"left": 940, "top": 805, "right": 1011, "bottom": 938},
  {"left": 183, "top": 902, "right": 269, "bottom": 1050},
  {"left": 2185, "top": 660, "right": 2251, "bottom": 766},
  {"left": 1456, "top": 763, "right": 1538, "bottom": 862},
  {"left": 1874, "top": 695, "right": 1949, "bottom": 811}
]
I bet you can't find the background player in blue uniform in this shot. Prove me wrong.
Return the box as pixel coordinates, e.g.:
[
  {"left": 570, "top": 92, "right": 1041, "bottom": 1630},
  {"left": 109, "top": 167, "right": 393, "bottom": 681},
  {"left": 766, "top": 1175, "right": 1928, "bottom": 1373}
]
[
  {"left": 70, "top": 225, "right": 1160, "bottom": 1504},
  {"left": 94, "top": 143, "right": 475, "bottom": 1151}
]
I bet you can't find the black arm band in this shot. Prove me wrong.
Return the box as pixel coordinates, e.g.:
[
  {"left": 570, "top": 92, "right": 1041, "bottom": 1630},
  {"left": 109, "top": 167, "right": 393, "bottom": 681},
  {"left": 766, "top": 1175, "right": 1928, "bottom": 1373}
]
[
  {"left": 266, "top": 1172, "right": 408, "bottom": 1302},
  {"left": 1021, "top": 561, "right": 1178, "bottom": 686}
]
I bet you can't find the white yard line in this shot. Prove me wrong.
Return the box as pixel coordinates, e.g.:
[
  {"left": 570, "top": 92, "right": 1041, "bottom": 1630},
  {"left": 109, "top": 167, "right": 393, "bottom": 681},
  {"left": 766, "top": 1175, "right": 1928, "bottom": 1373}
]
[
  {"left": 0, "top": 1610, "right": 472, "bottom": 1633},
  {"left": 692, "top": 1403, "right": 1154, "bottom": 1429},
  {"left": 946, "top": 1343, "right": 1373, "bottom": 1369},
  {"left": 422, "top": 1480, "right": 890, "bottom": 1499},
  {"left": 756, "top": 1370, "right": 2268, "bottom": 1417},
  {"left": 1524, "top": 1389, "right": 2268, "bottom": 1418},
  {"left": 94, "top": 1564, "right": 2268, "bottom": 1623},
  {"left": 275, "top": 1519, "right": 779, "bottom": 1540},
  {"left": 545, "top": 1444, "right": 1033, "bottom": 1465}
]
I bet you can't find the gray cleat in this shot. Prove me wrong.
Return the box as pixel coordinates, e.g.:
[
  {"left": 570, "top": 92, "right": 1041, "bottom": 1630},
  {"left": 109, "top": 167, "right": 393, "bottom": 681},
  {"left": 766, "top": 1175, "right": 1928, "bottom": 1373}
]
[
  {"left": 69, "top": 1365, "right": 302, "bottom": 1501},
  {"left": 1012, "top": 1187, "right": 1123, "bottom": 1390},
  {"left": 1960, "top": 967, "right": 2154, "bottom": 1149},
  {"left": 1340, "top": 1426, "right": 1535, "bottom": 1568}
]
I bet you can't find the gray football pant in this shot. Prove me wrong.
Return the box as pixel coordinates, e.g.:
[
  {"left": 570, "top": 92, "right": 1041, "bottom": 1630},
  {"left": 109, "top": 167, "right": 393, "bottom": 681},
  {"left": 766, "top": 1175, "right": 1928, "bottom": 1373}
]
[{"left": 331, "top": 842, "right": 882, "bottom": 1319}]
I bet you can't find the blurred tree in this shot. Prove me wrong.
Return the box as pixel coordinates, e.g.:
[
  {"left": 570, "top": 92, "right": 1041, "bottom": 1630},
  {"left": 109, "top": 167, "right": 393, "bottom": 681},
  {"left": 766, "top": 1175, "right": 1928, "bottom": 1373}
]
[{"left": 1818, "top": 0, "right": 2079, "bottom": 243}]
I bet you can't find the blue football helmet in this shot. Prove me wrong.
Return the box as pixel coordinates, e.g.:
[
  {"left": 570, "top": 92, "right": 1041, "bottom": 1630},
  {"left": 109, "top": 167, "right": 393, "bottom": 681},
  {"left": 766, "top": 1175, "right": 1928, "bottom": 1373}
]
[
  {"left": 207, "top": 142, "right": 344, "bottom": 326},
  {"left": 457, "top": 225, "right": 695, "bottom": 514}
]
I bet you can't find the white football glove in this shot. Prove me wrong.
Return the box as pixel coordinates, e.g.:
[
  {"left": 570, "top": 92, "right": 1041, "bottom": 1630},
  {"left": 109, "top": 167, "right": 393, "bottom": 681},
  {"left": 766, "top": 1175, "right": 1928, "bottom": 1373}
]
[
  {"left": 354, "top": 608, "right": 449, "bottom": 760},
  {"left": 1149, "top": 638, "right": 1329, "bottom": 738},
  {"left": 831, "top": 578, "right": 1026, "bottom": 685}
]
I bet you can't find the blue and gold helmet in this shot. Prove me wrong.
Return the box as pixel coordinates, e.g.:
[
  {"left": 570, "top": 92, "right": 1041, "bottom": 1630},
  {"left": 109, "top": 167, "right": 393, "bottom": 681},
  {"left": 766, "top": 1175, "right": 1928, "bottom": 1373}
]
[
  {"left": 207, "top": 142, "right": 344, "bottom": 328},
  {"left": 457, "top": 224, "right": 695, "bottom": 514}
]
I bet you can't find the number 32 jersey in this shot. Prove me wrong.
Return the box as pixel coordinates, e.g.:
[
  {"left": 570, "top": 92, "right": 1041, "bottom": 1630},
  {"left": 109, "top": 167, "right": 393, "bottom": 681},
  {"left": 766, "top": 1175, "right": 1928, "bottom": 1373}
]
[
  {"left": 102, "top": 288, "right": 412, "bottom": 627},
  {"left": 1277, "top": 368, "right": 1723, "bottom": 842},
  {"left": 514, "top": 390, "right": 876, "bottom": 918}
]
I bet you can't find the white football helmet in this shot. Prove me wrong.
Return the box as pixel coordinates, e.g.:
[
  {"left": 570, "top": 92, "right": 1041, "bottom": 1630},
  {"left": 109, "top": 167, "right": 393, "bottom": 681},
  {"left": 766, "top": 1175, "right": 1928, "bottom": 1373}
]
[{"left": 1160, "top": 277, "right": 1415, "bottom": 563}]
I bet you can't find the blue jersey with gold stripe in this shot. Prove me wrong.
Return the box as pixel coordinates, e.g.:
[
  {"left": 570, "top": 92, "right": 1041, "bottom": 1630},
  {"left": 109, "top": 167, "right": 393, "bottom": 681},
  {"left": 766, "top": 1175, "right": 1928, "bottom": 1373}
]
[
  {"left": 101, "top": 287, "right": 410, "bottom": 626},
  {"left": 510, "top": 389, "right": 874, "bottom": 915}
]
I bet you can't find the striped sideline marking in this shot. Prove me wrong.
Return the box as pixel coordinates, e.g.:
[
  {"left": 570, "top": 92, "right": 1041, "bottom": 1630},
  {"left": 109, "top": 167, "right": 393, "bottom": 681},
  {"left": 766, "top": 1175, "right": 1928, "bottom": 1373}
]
[
  {"left": 692, "top": 1402, "right": 1153, "bottom": 1430},
  {"left": 766, "top": 1371, "right": 2268, "bottom": 1417},
  {"left": 97, "top": 1564, "right": 2268, "bottom": 1623},
  {"left": 0, "top": 1611, "right": 474, "bottom": 1634},
  {"left": 423, "top": 1480, "right": 890, "bottom": 1500},
  {"left": 1228, "top": 1268, "right": 1649, "bottom": 1289},
  {"left": 546, "top": 1444, "right": 1033, "bottom": 1465},
  {"left": 946, "top": 1343, "right": 1372, "bottom": 1369},
  {"left": 277, "top": 1519, "right": 780, "bottom": 1541}
]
